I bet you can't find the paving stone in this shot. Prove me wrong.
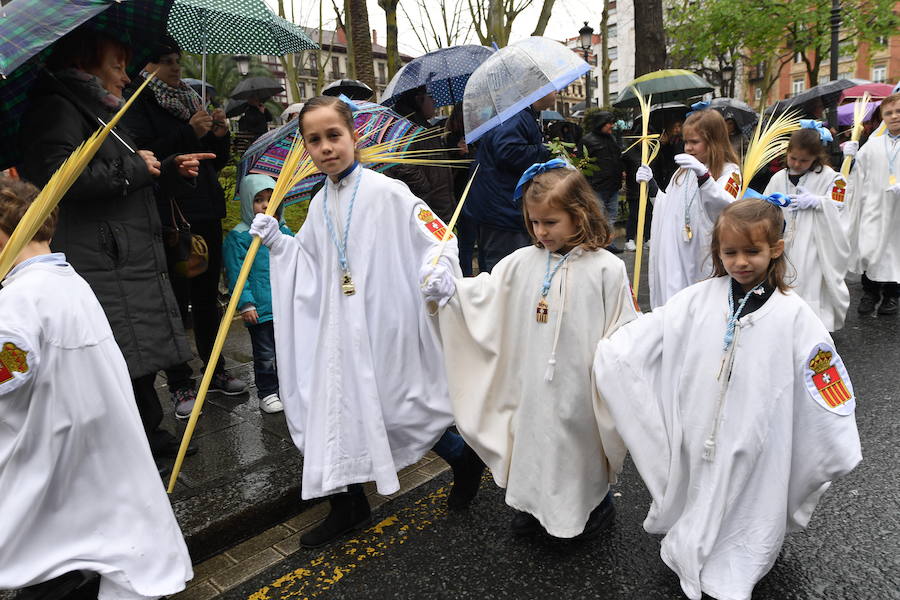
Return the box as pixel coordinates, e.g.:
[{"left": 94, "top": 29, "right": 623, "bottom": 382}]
[
  {"left": 209, "top": 548, "right": 283, "bottom": 591},
  {"left": 189, "top": 553, "right": 238, "bottom": 584},
  {"left": 225, "top": 525, "right": 293, "bottom": 562},
  {"left": 170, "top": 581, "right": 221, "bottom": 600}
]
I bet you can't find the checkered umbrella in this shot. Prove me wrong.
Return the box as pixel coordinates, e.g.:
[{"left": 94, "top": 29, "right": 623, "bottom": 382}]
[
  {"left": 381, "top": 45, "right": 494, "bottom": 108},
  {"left": 0, "top": 0, "right": 174, "bottom": 170}
]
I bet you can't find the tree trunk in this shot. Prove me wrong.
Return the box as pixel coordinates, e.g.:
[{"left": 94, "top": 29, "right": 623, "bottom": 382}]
[
  {"left": 600, "top": 0, "right": 610, "bottom": 107},
  {"left": 342, "top": 0, "right": 356, "bottom": 79},
  {"left": 489, "top": 0, "right": 505, "bottom": 46},
  {"left": 633, "top": 0, "right": 666, "bottom": 76},
  {"left": 379, "top": 0, "right": 401, "bottom": 78},
  {"left": 530, "top": 0, "right": 557, "bottom": 36},
  {"left": 276, "top": 0, "right": 301, "bottom": 103},
  {"left": 348, "top": 0, "right": 376, "bottom": 90}
]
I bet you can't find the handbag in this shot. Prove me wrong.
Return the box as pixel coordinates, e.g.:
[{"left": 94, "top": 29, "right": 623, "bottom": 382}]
[{"left": 162, "top": 197, "right": 209, "bottom": 279}]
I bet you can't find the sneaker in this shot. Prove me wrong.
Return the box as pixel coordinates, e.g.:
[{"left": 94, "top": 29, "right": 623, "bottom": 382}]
[
  {"left": 209, "top": 371, "right": 248, "bottom": 395},
  {"left": 510, "top": 510, "right": 542, "bottom": 536},
  {"left": 857, "top": 293, "right": 879, "bottom": 315},
  {"left": 260, "top": 393, "right": 284, "bottom": 414},
  {"left": 624, "top": 239, "right": 637, "bottom": 252},
  {"left": 172, "top": 388, "right": 196, "bottom": 420},
  {"left": 878, "top": 296, "right": 898, "bottom": 315},
  {"left": 644, "top": 239, "right": 651, "bottom": 250}
]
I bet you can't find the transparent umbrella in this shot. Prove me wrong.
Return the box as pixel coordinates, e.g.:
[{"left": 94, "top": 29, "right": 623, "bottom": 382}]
[{"left": 462, "top": 37, "right": 589, "bottom": 143}]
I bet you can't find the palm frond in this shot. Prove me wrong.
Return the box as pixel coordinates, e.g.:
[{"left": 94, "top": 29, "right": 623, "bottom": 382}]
[{"left": 740, "top": 109, "right": 802, "bottom": 196}]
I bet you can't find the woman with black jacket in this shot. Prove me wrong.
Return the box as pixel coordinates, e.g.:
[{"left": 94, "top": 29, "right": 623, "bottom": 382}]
[
  {"left": 18, "top": 31, "right": 201, "bottom": 459},
  {"left": 123, "top": 36, "right": 247, "bottom": 419}
]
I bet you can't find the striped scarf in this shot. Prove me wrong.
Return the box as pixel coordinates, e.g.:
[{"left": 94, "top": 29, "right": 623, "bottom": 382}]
[{"left": 141, "top": 71, "right": 202, "bottom": 121}]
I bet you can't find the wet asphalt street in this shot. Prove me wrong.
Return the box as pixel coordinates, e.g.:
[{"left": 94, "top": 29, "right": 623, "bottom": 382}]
[{"left": 214, "top": 273, "right": 900, "bottom": 600}]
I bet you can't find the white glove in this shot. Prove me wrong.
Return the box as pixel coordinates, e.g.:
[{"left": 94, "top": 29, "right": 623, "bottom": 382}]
[
  {"left": 635, "top": 164, "right": 654, "bottom": 183},
  {"left": 250, "top": 213, "right": 281, "bottom": 248},
  {"left": 419, "top": 262, "right": 456, "bottom": 307},
  {"left": 887, "top": 183, "right": 900, "bottom": 195},
  {"left": 841, "top": 141, "right": 859, "bottom": 158},
  {"left": 789, "top": 187, "right": 822, "bottom": 211},
  {"left": 674, "top": 153, "right": 708, "bottom": 178}
]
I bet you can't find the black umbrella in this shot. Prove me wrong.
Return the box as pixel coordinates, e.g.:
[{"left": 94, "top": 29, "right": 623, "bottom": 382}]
[
  {"left": 769, "top": 79, "right": 856, "bottom": 117},
  {"left": 225, "top": 98, "right": 248, "bottom": 118},
  {"left": 229, "top": 76, "right": 284, "bottom": 101},
  {"left": 183, "top": 77, "right": 217, "bottom": 98},
  {"left": 321, "top": 78, "right": 373, "bottom": 101},
  {"left": 704, "top": 98, "right": 758, "bottom": 137},
  {"left": 633, "top": 102, "right": 690, "bottom": 132}
]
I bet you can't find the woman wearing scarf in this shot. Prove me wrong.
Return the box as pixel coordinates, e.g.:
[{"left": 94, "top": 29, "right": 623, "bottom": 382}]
[
  {"left": 123, "top": 36, "right": 246, "bottom": 420},
  {"left": 18, "top": 30, "right": 201, "bottom": 463}
]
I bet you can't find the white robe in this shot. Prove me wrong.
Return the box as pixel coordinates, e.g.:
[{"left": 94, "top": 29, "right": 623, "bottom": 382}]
[
  {"left": 849, "top": 134, "right": 900, "bottom": 281},
  {"left": 269, "top": 165, "right": 458, "bottom": 499},
  {"left": 650, "top": 164, "right": 741, "bottom": 308},
  {"left": 436, "top": 246, "right": 637, "bottom": 537},
  {"left": 764, "top": 167, "right": 851, "bottom": 331},
  {"left": 593, "top": 277, "right": 861, "bottom": 600},
  {"left": 0, "top": 261, "right": 192, "bottom": 600}
]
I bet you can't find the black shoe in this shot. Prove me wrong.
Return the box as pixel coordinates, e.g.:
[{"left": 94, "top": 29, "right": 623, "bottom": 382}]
[
  {"left": 447, "top": 444, "right": 485, "bottom": 510},
  {"left": 878, "top": 296, "right": 898, "bottom": 315},
  {"left": 18, "top": 571, "right": 99, "bottom": 600},
  {"left": 510, "top": 510, "right": 542, "bottom": 536},
  {"left": 605, "top": 243, "right": 624, "bottom": 254},
  {"left": 150, "top": 429, "right": 198, "bottom": 459},
  {"left": 858, "top": 293, "right": 879, "bottom": 314},
  {"left": 300, "top": 490, "right": 371, "bottom": 549},
  {"left": 571, "top": 492, "right": 616, "bottom": 540}
]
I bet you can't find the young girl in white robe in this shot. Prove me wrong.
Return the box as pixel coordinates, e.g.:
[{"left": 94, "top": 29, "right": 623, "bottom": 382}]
[
  {"left": 420, "top": 160, "right": 638, "bottom": 539},
  {"left": 763, "top": 123, "right": 851, "bottom": 331},
  {"left": 636, "top": 109, "right": 742, "bottom": 308},
  {"left": 593, "top": 197, "right": 861, "bottom": 600},
  {"left": 0, "top": 179, "right": 192, "bottom": 600},
  {"left": 250, "top": 96, "right": 484, "bottom": 550}
]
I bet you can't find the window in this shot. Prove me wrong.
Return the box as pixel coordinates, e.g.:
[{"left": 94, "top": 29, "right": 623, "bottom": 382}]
[
  {"left": 609, "top": 46, "right": 618, "bottom": 60},
  {"left": 873, "top": 63, "right": 887, "bottom": 83},
  {"left": 877, "top": 35, "right": 888, "bottom": 46},
  {"left": 754, "top": 87, "right": 762, "bottom": 101},
  {"left": 610, "top": 70, "right": 619, "bottom": 84},
  {"left": 299, "top": 82, "right": 307, "bottom": 99},
  {"left": 609, "top": 91, "right": 618, "bottom": 102},
  {"left": 608, "top": 25, "right": 617, "bottom": 39},
  {"left": 377, "top": 62, "right": 386, "bottom": 83},
  {"left": 791, "top": 77, "right": 805, "bottom": 96},
  {"left": 793, "top": 52, "right": 804, "bottom": 64},
  {"left": 331, "top": 56, "right": 341, "bottom": 78}
]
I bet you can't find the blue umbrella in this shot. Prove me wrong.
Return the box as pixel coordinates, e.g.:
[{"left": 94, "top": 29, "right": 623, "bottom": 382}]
[
  {"left": 0, "top": 0, "right": 174, "bottom": 170},
  {"left": 381, "top": 45, "right": 494, "bottom": 108}
]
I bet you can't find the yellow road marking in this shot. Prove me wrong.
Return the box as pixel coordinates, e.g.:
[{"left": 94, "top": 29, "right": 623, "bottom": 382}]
[{"left": 249, "top": 483, "right": 453, "bottom": 600}]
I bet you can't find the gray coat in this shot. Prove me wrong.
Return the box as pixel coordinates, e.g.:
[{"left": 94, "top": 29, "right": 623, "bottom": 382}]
[{"left": 18, "top": 72, "right": 192, "bottom": 379}]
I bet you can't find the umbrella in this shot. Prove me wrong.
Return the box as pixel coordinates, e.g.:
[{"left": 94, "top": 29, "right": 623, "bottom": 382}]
[
  {"left": 236, "top": 100, "right": 425, "bottom": 205},
  {"left": 230, "top": 76, "right": 284, "bottom": 101},
  {"left": 0, "top": 0, "right": 174, "bottom": 170},
  {"left": 167, "top": 0, "right": 317, "bottom": 104},
  {"left": 225, "top": 98, "right": 248, "bottom": 118},
  {"left": 769, "top": 79, "right": 856, "bottom": 117},
  {"left": 381, "top": 45, "right": 495, "bottom": 108},
  {"left": 613, "top": 69, "right": 713, "bottom": 108},
  {"left": 183, "top": 77, "right": 216, "bottom": 98},
  {"left": 632, "top": 101, "right": 689, "bottom": 132},
  {"left": 540, "top": 110, "right": 566, "bottom": 121},
  {"left": 837, "top": 101, "right": 881, "bottom": 126},
  {"left": 281, "top": 102, "right": 304, "bottom": 122},
  {"left": 704, "top": 98, "right": 758, "bottom": 136},
  {"left": 322, "top": 79, "right": 373, "bottom": 100},
  {"left": 463, "top": 37, "right": 589, "bottom": 143},
  {"left": 841, "top": 83, "right": 894, "bottom": 101}
]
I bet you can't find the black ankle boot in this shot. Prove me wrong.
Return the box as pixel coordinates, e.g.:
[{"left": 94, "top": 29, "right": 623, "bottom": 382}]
[
  {"left": 447, "top": 444, "right": 486, "bottom": 510},
  {"left": 300, "top": 485, "right": 371, "bottom": 549},
  {"left": 571, "top": 491, "right": 616, "bottom": 540}
]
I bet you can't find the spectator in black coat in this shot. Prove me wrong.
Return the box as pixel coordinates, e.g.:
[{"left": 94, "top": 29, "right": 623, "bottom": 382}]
[{"left": 582, "top": 111, "right": 624, "bottom": 253}]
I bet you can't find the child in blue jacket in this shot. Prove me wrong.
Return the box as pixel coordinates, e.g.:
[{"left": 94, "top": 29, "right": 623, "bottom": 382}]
[{"left": 223, "top": 174, "right": 293, "bottom": 413}]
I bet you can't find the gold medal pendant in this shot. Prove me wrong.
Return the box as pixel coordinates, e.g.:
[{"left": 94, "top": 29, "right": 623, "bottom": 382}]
[
  {"left": 536, "top": 298, "right": 549, "bottom": 323},
  {"left": 341, "top": 272, "right": 356, "bottom": 296},
  {"left": 890, "top": 174, "right": 897, "bottom": 185},
  {"left": 683, "top": 224, "right": 693, "bottom": 242}
]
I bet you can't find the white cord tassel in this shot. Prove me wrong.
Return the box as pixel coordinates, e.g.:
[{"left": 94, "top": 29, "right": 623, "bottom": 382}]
[
  {"left": 544, "top": 353, "right": 557, "bottom": 382},
  {"left": 702, "top": 437, "right": 716, "bottom": 462}
]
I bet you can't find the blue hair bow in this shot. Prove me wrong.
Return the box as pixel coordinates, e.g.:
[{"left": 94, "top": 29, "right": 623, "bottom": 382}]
[
  {"left": 686, "top": 100, "right": 710, "bottom": 116},
  {"left": 742, "top": 188, "right": 792, "bottom": 207},
  {"left": 338, "top": 93, "right": 361, "bottom": 112},
  {"left": 512, "top": 159, "right": 576, "bottom": 202},
  {"left": 799, "top": 119, "right": 833, "bottom": 144}
]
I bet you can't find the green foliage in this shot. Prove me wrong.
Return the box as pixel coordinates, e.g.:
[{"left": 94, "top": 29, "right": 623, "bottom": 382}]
[
  {"left": 546, "top": 138, "right": 600, "bottom": 177},
  {"left": 180, "top": 53, "right": 282, "bottom": 115}
]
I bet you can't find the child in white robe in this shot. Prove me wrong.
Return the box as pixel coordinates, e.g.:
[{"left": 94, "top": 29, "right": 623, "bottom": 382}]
[
  {"left": 763, "top": 123, "right": 851, "bottom": 331},
  {"left": 636, "top": 109, "right": 742, "bottom": 308},
  {"left": 593, "top": 197, "right": 861, "bottom": 600},
  {"left": 0, "top": 179, "right": 192, "bottom": 600},
  {"left": 250, "top": 95, "right": 484, "bottom": 550},
  {"left": 420, "top": 160, "right": 638, "bottom": 539},
  {"left": 843, "top": 92, "right": 900, "bottom": 316}
]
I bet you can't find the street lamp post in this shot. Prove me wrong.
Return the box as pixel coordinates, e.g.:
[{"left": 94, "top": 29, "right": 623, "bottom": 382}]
[
  {"left": 233, "top": 54, "right": 251, "bottom": 77},
  {"left": 721, "top": 65, "right": 734, "bottom": 98},
  {"left": 579, "top": 22, "right": 594, "bottom": 110}
]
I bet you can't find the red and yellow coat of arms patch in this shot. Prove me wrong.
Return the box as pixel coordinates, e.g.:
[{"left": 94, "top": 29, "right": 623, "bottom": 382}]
[
  {"left": 417, "top": 207, "right": 452, "bottom": 241},
  {"left": 831, "top": 178, "right": 847, "bottom": 203},
  {"left": 804, "top": 344, "right": 854, "bottom": 415},
  {"left": 0, "top": 341, "right": 29, "bottom": 384},
  {"left": 724, "top": 172, "right": 741, "bottom": 198}
]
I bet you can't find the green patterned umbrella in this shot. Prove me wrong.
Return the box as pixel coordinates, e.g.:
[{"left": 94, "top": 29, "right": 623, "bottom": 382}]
[{"left": 167, "top": 0, "right": 317, "bottom": 55}]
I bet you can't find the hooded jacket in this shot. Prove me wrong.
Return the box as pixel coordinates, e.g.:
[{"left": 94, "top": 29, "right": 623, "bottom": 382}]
[{"left": 222, "top": 175, "right": 293, "bottom": 325}]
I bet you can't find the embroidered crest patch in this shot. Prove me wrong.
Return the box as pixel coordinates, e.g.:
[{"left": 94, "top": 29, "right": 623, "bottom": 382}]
[
  {"left": 831, "top": 179, "right": 846, "bottom": 203},
  {"left": 0, "top": 341, "right": 29, "bottom": 384},
  {"left": 417, "top": 207, "right": 452, "bottom": 241},
  {"left": 804, "top": 343, "right": 855, "bottom": 415},
  {"left": 724, "top": 172, "right": 741, "bottom": 198}
]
